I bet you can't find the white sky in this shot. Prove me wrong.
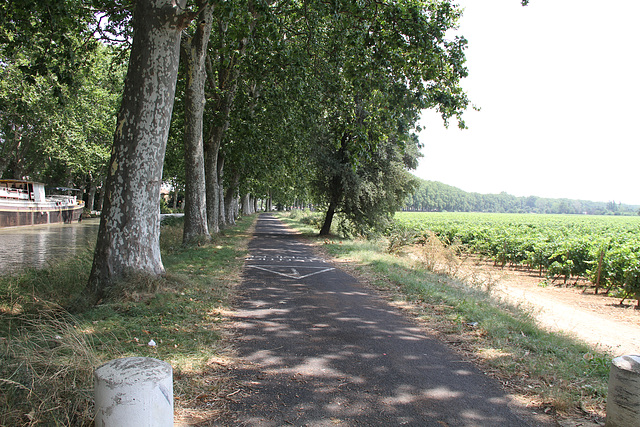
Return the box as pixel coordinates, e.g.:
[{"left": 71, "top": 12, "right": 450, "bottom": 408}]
[{"left": 415, "top": 0, "right": 640, "bottom": 205}]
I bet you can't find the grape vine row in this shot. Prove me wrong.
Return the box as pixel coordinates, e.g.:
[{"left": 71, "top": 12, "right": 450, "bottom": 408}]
[{"left": 394, "top": 212, "right": 640, "bottom": 305}]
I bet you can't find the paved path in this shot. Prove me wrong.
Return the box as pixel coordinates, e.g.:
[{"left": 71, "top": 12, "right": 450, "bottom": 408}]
[{"left": 224, "top": 214, "right": 554, "bottom": 426}]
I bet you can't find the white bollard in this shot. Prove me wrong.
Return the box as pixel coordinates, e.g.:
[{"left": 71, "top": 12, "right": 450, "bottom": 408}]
[
  {"left": 606, "top": 355, "right": 640, "bottom": 427},
  {"left": 94, "top": 357, "right": 173, "bottom": 427}
]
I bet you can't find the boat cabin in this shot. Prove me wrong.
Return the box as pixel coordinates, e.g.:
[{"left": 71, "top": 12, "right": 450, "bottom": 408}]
[{"left": 0, "top": 180, "right": 46, "bottom": 202}]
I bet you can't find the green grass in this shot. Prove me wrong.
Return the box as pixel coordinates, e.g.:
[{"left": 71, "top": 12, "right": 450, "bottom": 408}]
[
  {"left": 278, "top": 211, "right": 611, "bottom": 421},
  {"left": 280, "top": 208, "right": 326, "bottom": 236},
  {"left": 0, "top": 215, "right": 256, "bottom": 426}
]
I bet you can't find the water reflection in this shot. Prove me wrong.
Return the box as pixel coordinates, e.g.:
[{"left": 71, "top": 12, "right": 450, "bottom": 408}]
[{"left": 0, "top": 219, "right": 100, "bottom": 275}]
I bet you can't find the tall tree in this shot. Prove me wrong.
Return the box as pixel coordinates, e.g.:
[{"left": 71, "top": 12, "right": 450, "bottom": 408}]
[
  {"left": 83, "top": 0, "right": 197, "bottom": 305},
  {"left": 181, "top": 1, "right": 214, "bottom": 244},
  {"left": 309, "top": 0, "right": 469, "bottom": 235},
  {"left": 203, "top": 0, "right": 259, "bottom": 232}
]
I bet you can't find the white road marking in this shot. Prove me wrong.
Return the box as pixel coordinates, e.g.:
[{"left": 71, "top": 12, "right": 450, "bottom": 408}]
[
  {"left": 247, "top": 265, "right": 335, "bottom": 279},
  {"left": 245, "top": 255, "right": 327, "bottom": 263}
]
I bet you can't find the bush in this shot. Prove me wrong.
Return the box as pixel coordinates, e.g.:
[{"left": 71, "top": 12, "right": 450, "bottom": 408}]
[
  {"left": 160, "top": 198, "right": 183, "bottom": 214},
  {"left": 299, "top": 211, "right": 324, "bottom": 229},
  {"left": 288, "top": 209, "right": 303, "bottom": 220},
  {"left": 418, "top": 231, "right": 463, "bottom": 276},
  {"left": 386, "top": 224, "right": 417, "bottom": 254}
]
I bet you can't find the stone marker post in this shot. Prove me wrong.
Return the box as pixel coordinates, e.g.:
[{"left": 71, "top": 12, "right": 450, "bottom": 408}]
[
  {"left": 94, "top": 357, "right": 173, "bottom": 426},
  {"left": 606, "top": 355, "right": 640, "bottom": 427}
]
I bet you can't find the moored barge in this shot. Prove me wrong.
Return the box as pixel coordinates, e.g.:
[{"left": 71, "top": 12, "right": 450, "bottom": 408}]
[{"left": 0, "top": 179, "right": 84, "bottom": 227}]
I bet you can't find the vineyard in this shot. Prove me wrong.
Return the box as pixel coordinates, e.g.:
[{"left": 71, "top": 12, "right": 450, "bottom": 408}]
[{"left": 393, "top": 212, "right": 640, "bottom": 305}]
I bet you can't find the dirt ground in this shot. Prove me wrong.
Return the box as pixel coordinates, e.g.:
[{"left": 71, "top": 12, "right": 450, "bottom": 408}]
[{"left": 466, "top": 258, "right": 640, "bottom": 357}]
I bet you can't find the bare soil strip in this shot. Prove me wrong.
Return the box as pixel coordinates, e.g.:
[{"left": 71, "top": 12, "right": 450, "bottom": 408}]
[{"left": 471, "top": 260, "right": 640, "bottom": 357}]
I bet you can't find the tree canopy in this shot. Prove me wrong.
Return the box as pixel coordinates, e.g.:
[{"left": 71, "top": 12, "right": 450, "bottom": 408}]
[
  {"left": 288, "top": 0, "right": 468, "bottom": 234},
  {"left": 2, "top": 0, "right": 488, "bottom": 296},
  {"left": 2, "top": 0, "right": 470, "bottom": 232},
  {"left": 0, "top": 3, "right": 123, "bottom": 189}
]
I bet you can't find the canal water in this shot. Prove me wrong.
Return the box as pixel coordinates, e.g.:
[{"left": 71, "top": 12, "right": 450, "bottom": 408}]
[{"left": 0, "top": 218, "right": 100, "bottom": 275}]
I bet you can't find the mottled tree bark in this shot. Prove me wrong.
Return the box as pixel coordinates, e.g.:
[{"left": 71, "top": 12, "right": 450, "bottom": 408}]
[
  {"left": 204, "top": 73, "right": 235, "bottom": 233},
  {"left": 83, "top": 0, "right": 193, "bottom": 305},
  {"left": 241, "top": 193, "right": 252, "bottom": 215},
  {"left": 224, "top": 169, "right": 239, "bottom": 226},
  {"left": 204, "top": 127, "right": 222, "bottom": 233},
  {"left": 217, "top": 152, "right": 226, "bottom": 227},
  {"left": 181, "top": 3, "right": 214, "bottom": 244}
]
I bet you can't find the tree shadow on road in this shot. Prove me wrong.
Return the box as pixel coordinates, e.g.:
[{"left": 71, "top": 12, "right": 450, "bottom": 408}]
[{"left": 214, "top": 214, "right": 553, "bottom": 426}]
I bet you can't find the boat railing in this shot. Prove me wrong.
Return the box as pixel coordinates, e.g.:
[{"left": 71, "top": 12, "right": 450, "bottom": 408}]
[
  {"left": 0, "top": 187, "right": 30, "bottom": 200},
  {"left": 48, "top": 195, "right": 79, "bottom": 205}
]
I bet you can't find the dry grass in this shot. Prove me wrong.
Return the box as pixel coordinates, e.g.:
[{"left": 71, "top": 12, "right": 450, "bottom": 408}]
[
  {"left": 1, "top": 310, "right": 111, "bottom": 426},
  {"left": 399, "top": 233, "right": 503, "bottom": 293},
  {"left": 416, "top": 230, "right": 463, "bottom": 276},
  {"left": 0, "top": 215, "right": 258, "bottom": 426}
]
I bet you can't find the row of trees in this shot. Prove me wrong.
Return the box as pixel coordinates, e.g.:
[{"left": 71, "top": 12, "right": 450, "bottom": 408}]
[
  {"left": 1, "top": 0, "right": 485, "bottom": 305},
  {"left": 404, "top": 179, "right": 640, "bottom": 215}
]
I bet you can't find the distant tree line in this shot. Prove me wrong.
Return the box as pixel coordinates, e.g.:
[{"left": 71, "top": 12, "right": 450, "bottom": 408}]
[{"left": 404, "top": 178, "right": 640, "bottom": 215}]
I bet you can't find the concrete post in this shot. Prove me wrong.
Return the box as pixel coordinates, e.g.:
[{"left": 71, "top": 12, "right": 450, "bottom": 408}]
[
  {"left": 94, "top": 357, "right": 173, "bottom": 427},
  {"left": 606, "top": 355, "right": 640, "bottom": 427}
]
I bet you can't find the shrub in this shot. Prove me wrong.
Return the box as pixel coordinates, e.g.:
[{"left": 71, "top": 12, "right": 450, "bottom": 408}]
[{"left": 386, "top": 224, "right": 416, "bottom": 254}]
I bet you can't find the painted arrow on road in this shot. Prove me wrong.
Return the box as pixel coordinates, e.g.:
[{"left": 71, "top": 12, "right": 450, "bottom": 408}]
[{"left": 247, "top": 265, "right": 335, "bottom": 279}]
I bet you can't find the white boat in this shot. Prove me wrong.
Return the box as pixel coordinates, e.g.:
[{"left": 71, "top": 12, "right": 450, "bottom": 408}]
[{"left": 0, "top": 179, "right": 84, "bottom": 227}]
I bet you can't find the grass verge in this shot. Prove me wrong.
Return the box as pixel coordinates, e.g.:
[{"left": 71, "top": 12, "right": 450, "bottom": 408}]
[
  {"left": 279, "top": 211, "right": 610, "bottom": 425},
  {"left": 0, "top": 215, "right": 256, "bottom": 426}
]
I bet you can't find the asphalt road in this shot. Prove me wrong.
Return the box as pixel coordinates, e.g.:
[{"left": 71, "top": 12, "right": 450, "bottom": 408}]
[{"left": 223, "top": 214, "right": 555, "bottom": 426}]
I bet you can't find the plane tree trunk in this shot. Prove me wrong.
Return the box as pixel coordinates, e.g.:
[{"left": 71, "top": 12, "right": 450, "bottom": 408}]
[
  {"left": 204, "top": 127, "right": 223, "bottom": 234},
  {"left": 241, "top": 193, "right": 253, "bottom": 215},
  {"left": 82, "top": 0, "right": 193, "bottom": 306},
  {"left": 181, "top": 3, "right": 214, "bottom": 245},
  {"left": 86, "top": 171, "right": 98, "bottom": 211},
  {"left": 320, "top": 175, "right": 341, "bottom": 236},
  {"left": 224, "top": 169, "right": 240, "bottom": 226},
  {"left": 217, "top": 152, "right": 226, "bottom": 227}
]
